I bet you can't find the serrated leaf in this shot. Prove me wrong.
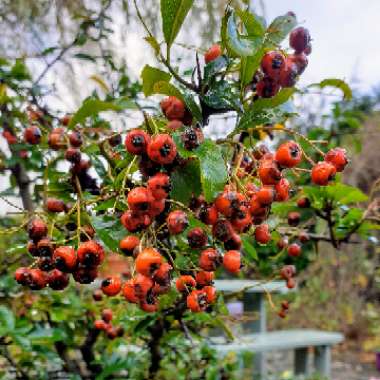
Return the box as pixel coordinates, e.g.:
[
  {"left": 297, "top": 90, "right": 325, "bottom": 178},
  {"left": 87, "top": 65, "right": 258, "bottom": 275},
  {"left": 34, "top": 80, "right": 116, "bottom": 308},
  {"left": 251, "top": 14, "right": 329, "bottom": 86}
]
[
  {"left": 152, "top": 81, "right": 184, "bottom": 100},
  {"left": 325, "top": 183, "right": 368, "bottom": 204},
  {"left": 251, "top": 88, "right": 296, "bottom": 112},
  {"left": 266, "top": 13, "right": 297, "bottom": 46},
  {"left": 141, "top": 65, "right": 171, "bottom": 97},
  {"left": 161, "top": 0, "right": 194, "bottom": 47},
  {"left": 170, "top": 159, "right": 201, "bottom": 204},
  {"left": 92, "top": 215, "right": 126, "bottom": 252},
  {"left": 196, "top": 140, "right": 228, "bottom": 202},
  {"left": 226, "top": 12, "right": 263, "bottom": 57},
  {"left": 237, "top": 107, "right": 294, "bottom": 131},
  {"left": 309, "top": 79, "right": 352, "bottom": 100},
  {"left": 68, "top": 98, "right": 137, "bottom": 128}
]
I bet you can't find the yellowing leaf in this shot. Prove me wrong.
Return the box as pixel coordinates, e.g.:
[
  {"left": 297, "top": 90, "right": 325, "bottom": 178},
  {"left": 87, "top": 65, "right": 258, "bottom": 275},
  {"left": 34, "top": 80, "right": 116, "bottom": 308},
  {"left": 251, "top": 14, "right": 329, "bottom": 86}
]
[{"left": 89, "top": 75, "right": 110, "bottom": 93}]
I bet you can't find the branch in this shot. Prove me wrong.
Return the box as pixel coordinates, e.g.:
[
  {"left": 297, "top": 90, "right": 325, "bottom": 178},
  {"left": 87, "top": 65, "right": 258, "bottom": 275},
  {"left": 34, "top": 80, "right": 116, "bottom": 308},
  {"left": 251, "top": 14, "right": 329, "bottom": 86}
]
[{"left": 80, "top": 328, "right": 102, "bottom": 375}]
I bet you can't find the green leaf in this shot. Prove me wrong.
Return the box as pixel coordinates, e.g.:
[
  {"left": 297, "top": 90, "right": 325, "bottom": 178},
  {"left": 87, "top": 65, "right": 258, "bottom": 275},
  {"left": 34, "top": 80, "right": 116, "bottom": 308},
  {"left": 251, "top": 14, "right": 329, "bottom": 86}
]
[
  {"left": 92, "top": 215, "right": 126, "bottom": 252},
  {"left": 240, "top": 48, "right": 265, "bottom": 87},
  {"left": 160, "top": 0, "right": 194, "bottom": 47},
  {"left": 170, "top": 159, "right": 202, "bottom": 204},
  {"left": 144, "top": 36, "right": 161, "bottom": 55},
  {"left": 237, "top": 107, "right": 294, "bottom": 131},
  {"left": 202, "top": 80, "right": 241, "bottom": 111},
  {"left": 226, "top": 12, "right": 263, "bottom": 57},
  {"left": 235, "top": 9, "right": 266, "bottom": 37},
  {"left": 141, "top": 65, "right": 171, "bottom": 97},
  {"left": 182, "top": 90, "right": 203, "bottom": 122},
  {"left": 68, "top": 98, "right": 136, "bottom": 128},
  {"left": 251, "top": 88, "right": 296, "bottom": 112},
  {"left": 325, "top": 183, "right": 368, "bottom": 204},
  {"left": 152, "top": 81, "right": 184, "bottom": 100},
  {"left": 266, "top": 13, "right": 297, "bottom": 46},
  {"left": 242, "top": 236, "right": 258, "bottom": 261},
  {"left": 74, "top": 53, "right": 96, "bottom": 62},
  {"left": 0, "top": 306, "right": 15, "bottom": 335},
  {"left": 196, "top": 140, "right": 228, "bottom": 202},
  {"left": 309, "top": 79, "right": 353, "bottom": 100},
  {"left": 204, "top": 55, "right": 229, "bottom": 82}
]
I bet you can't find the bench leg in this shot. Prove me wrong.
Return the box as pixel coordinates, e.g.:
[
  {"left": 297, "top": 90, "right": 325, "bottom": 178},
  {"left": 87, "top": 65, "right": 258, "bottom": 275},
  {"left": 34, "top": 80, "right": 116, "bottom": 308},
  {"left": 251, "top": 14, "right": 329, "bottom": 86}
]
[
  {"left": 253, "top": 352, "right": 266, "bottom": 380},
  {"left": 294, "top": 348, "right": 309, "bottom": 375},
  {"left": 314, "top": 346, "right": 331, "bottom": 378}
]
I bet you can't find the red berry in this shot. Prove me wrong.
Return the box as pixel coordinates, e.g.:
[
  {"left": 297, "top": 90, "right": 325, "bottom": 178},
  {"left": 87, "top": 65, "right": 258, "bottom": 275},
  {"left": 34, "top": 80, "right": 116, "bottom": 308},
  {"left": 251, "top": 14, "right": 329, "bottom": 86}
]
[
  {"left": 148, "top": 198, "right": 166, "bottom": 218},
  {"left": 256, "top": 77, "right": 280, "bottom": 98},
  {"left": 258, "top": 154, "right": 282, "bottom": 185},
  {"left": 28, "top": 218, "right": 48, "bottom": 241},
  {"left": 24, "top": 126, "right": 41, "bottom": 145},
  {"left": 195, "top": 271, "right": 214, "bottom": 287},
  {"left": 77, "top": 241, "right": 104, "bottom": 267},
  {"left": 261, "top": 51, "right": 286, "bottom": 80},
  {"left": 134, "top": 274, "right": 154, "bottom": 299},
  {"left": 275, "top": 178, "right": 291, "bottom": 202},
  {"left": 140, "top": 299, "right": 158, "bottom": 313},
  {"left": 167, "top": 210, "right": 188, "bottom": 235},
  {"left": 72, "top": 266, "right": 98, "bottom": 284},
  {"left": 205, "top": 44, "right": 222, "bottom": 64},
  {"left": 147, "top": 173, "right": 171, "bottom": 200},
  {"left": 36, "top": 238, "right": 54, "bottom": 257},
  {"left": 101, "top": 309, "right": 113, "bottom": 323},
  {"left": 203, "top": 285, "right": 217, "bottom": 303},
  {"left": 127, "top": 187, "right": 154, "bottom": 213},
  {"left": 28, "top": 269, "right": 48, "bottom": 290},
  {"left": 101, "top": 276, "right": 122, "bottom": 296},
  {"left": 53, "top": 246, "right": 77, "bottom": 272},
  {"left": 199, "top": 204, "right": 218, "bottom": 225},
  {"left": 181, "top": 126, "right": 204, "bottom": 150},
  {"left": 325, "top": 148, "right": 348, "bottom": 172},
  {"left": 297, "top": 197, "right": 310, "bottom": 208},
  {"left": 212, "top": 219, "right": 234, "bottom": 242},
  {"left": 160, "top": 96, "right": 185, "bottom": 121},
  {"left": 94, "top": 319, "right": 108, "bottom": 330},
  {"left": 47, "top": 269, "right": 69, "bottom": 290},
  {"left": 275, "top": 141, "right": 302, "bottom": 168},
  {"left": 187, "top": 227, "right": 208, "bottom": 249},
  {"left": 255, "top": 224, "right": 271, "bottom": 244},
  {"left": 311, "top": 162, "right": 336, "bottom": 186},
  {"left": 286, "top": 278, "right": 296, "bottom": 289},
  {"left": 231, "top": 207, "right": 252, "bottom": 233},
  {"left": 176, "top": 275, "right": 196, "bottom": 293},
  {"left": 287, "top": 53, "right": 308, "bottom": 75},
  {"left": 153, "top": 262, "right": 172, "bottom": 286},
  {"left": 187, "top": 289, "right": 207, "bottom": 312},
  {"left": 93, "top": 289, "right": 103, "bottom": 301},
  {"left": 223, "top": 250, "right": 241, "bottom": 274},
  {"left": 279, "top": 61, "right": 298, "bottom": 88},
  {"left": 135, "top": 248, "right": 162, "bottom": 277},
  {"left": 215, "top": 191, "right": 246, "bottom": 218},
  {"left": 256, "top": 186, "right": 276, "bottom": 206},
  {"left": 280, "top": 265, "right": 296, "bottom": 280},
  {"left": 125, "top": 129, "right": 151, "bottom": 155},
  {"left": 123, "top": 279, "right": 139, "bottom": 303},
  {"left": 68, "top": 131, "right": 83, "bottom": 147},
  {"left": 65, "top": 148, "right": 81, "bottom": 163},
  {"left": 287, "top": 211, "right": 300, "bottom": 226},
  {"left": 27, "top": 241, "right": 39, "bottom": 257},
  {"left": 147, "top": 134, "right": 177, "bottom": 165},
  {"left": 299, "top": 231, "right": 310, "bottom": 243},
  {"left": 46, "top": 198, "right": 66, "bottom": 213},
  {"left": 287, "top": 243, "right": 301, "bottom": 257},
  {"left": 277, "top": 237, "right": 289, "bottom": 250},
  {"left": 249, "top": 195, "right": 268, "bottom": 218},
  {"left": 121, "top": 211, "right": 151, "bottom": 232},
  {"left": 14, "top": 267, "right": 30, "bottom": 285},
  {"left": 199, "top": 248, "right": 221, "bottom": 271},
  {"left": 224, "top": 232, "right": 242, "bottom": 250},
  {"left": 289, "top": 27, "right": 311, "bottom": 53},
  {"left": 119, "top": 235, "right": 140, "bottom": 256}
]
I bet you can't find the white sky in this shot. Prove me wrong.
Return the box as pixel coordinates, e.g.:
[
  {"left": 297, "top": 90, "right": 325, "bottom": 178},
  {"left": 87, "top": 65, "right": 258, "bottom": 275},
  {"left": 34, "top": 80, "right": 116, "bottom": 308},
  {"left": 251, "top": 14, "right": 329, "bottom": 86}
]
[{"left": 260, "top": 0, "right": 380, "bottom": 93}]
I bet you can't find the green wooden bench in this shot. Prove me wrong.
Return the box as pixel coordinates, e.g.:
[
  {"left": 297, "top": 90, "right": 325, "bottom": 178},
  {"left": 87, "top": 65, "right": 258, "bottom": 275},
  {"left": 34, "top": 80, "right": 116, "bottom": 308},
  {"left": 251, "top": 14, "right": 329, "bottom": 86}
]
[{"left": 212, "top": 280, "right": 344, "bottom": 379}]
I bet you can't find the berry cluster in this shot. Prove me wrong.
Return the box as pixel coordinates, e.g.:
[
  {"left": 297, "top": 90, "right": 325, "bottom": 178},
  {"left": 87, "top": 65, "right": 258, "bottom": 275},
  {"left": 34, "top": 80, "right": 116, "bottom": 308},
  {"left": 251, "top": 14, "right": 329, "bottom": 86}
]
[
  {"left": 15, "top": 217, "right": 105, "bottom": 290},
  {"left": 93, "top": 309, "right": 124, "bottom": 340},
  {"left": 255, "top": 26, "right": 311, "bottom": 98}
]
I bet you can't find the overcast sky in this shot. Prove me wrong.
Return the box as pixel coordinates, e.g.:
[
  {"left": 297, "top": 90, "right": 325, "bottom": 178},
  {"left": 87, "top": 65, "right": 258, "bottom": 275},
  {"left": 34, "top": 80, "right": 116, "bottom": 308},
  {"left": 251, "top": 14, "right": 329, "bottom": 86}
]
[{"left": 259, "top": 0, "right": 380, "bottom": 93}]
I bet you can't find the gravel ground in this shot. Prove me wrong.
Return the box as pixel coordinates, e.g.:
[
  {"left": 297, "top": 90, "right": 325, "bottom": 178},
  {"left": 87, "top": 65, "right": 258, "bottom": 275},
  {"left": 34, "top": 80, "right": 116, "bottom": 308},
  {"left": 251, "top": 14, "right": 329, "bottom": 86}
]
[{"left": 263, "top": 349, "right": 380, "bottom": 380}]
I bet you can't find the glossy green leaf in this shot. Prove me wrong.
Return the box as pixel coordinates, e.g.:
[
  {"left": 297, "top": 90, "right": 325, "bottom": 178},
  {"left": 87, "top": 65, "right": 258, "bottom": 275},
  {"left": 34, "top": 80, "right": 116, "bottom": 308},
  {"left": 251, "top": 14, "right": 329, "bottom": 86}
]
[
  {"left": 266, "top": 13, "right": 297, "bottom": 46},
  {"left": 309, "top": 79, "right": 353, "bottom": 100},
  {"left": 240, "top": 48, "right": 265, "bottom": 86},
  {"left": 196, "top": 140, "right": 228, "bottom": 202},
  {"left": 92, "top": 215, "right": 126, "bottom": 252},
  {"left": 251, "top": 88, "right": 296, "bottom": 112},
  {"left": 170, "top": 159, "right": 202, "bottom": 204},
  {"left": 226, "top": 12, "right": 263, "bottom": 57},
  {"left": 160, "top": 0, "right": 194, "bottom": 47},
  {"left": 152, "top": 81, "right": 184, "bottom": 100},
  {"left": 204, "top": 55, "right": 229, "bottom": 82},
  {"left": 182, "top": 90, "right": 203, "bottom": 122},
  {"left": 235, "top": 9, "right": 266, "bottom": 37},
  {"left": 68, "top": 98, "right": 136, "bottom": 128},
  {"left": 141, "top": 65, "right": 171, "bottom": 96}
]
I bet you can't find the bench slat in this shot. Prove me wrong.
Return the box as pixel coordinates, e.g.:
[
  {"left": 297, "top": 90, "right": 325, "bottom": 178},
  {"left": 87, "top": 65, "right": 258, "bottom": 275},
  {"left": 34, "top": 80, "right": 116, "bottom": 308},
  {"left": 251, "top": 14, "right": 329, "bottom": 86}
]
[
  {"left": 214, "top": 280, "right": 290, "bottom": 293},
  {"left": 211, "top": 329, "right": 344, "bottom": 353}
]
